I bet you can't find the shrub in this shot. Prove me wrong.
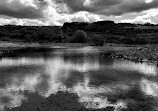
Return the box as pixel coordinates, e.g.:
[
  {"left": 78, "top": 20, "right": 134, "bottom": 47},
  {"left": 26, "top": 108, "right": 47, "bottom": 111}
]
[
  {"left": 71, "top": 30, "right": 87, "bottom": 43},
  {"left": 91, "top": 34, "right": 104, "bottom": 46},
  {"left": 135, "top": 37, "right": 148, "bottom": 45}
]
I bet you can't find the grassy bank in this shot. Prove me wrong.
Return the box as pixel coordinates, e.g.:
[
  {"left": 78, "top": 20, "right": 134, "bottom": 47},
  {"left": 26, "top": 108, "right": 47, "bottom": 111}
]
[
  {"left": 111, "top": 44, "right": 158, "bottom": 65},
  {"left": 0, "top": 41, "right": 158, "bottom": 65}
]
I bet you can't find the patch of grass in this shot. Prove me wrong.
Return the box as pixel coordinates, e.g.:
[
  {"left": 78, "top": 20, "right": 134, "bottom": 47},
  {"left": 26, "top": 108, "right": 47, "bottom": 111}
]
[{"left": 112, "top": 45, "right": 158, "bottom": 65}]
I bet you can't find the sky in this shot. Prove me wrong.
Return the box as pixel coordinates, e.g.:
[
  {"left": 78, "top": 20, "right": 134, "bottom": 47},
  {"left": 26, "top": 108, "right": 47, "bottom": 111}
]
[{"left": 0, "top": 0, "right": 158, "bottom": 26}]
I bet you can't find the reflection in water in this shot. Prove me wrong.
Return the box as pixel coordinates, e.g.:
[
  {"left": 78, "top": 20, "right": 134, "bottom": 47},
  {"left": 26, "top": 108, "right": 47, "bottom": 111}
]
[
  {"left": 0, "top": 48, "right": 158, "bottom": 111},
  {"left": 7, "top": 73, "right": 42, "bottom": 92},
  {"left": 113, "top": 60, "right": 157, "bottom": 76},
  {"left": 0, "top": 58, "right": 45, "bottom": 67},
  {"left": 140, "top": 78, "right": 158, "bottom": 97},
  {"left": 0, "top": 89, "right": 26, "bottom": 110},
  {"left": 71, "top": 75, "right": 129, "bottom": 110}
]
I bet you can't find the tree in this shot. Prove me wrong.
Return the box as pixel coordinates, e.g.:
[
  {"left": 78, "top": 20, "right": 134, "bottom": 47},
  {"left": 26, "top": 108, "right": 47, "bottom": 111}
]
[
  {"left": 91, "top": 34, "right": 104, "bottom": 46},
  {"left": 53, "top": 27, "right": 64, "bottom": 42},
  {"left": 71, "top": 30, "right": 87, "bottom": 43}
]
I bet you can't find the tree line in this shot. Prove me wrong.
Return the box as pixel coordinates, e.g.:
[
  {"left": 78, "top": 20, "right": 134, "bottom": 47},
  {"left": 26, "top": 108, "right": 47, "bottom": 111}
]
[{"left": 0, "top": 21, "right": 158, "bottom": 45}]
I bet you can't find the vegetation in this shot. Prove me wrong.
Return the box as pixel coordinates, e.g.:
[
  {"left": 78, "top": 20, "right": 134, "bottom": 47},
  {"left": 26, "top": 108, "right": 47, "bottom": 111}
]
[
  {"left": 91, "top": 34, "right": 104, "bottom": 46},
  {"left": 0, "top": 21, "right": 158, "bottom": 45},
  {"left": 111, "top": 44, "right": 158, "bottom": 64},
  {"left": 0, "top": 25, "right": 64, "bottom": 43},
  {"left": 71, "top": 30, "right": 87, "bottom": 43}
]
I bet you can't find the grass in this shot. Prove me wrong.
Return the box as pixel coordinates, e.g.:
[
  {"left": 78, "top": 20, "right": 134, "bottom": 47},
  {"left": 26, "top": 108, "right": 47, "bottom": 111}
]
[
  {"left": 0, "top": 41, "right": 158, "bottom": 65},
  {"left": 111, "top": 44, "right": 158, "bottom": 65}
]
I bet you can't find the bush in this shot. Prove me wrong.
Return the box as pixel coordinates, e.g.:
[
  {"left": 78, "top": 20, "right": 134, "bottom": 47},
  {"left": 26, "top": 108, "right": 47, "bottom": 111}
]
[
  {"left": 91, "top": 34, "right": 104, "bottom": 46},
  {"left": 71, "top": 30, "right": 87, "bottom": 43},
  {"left": 135, "top": 37, "right": 148, "bottom": 45}
]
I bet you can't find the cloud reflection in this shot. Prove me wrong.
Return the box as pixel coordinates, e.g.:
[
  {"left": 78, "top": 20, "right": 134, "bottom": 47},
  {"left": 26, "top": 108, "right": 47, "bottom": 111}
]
[
  {"left": 0, "top": 49, "right": 158, "bottom": 110},
  {"left": 113, "top": 60, "right": 158, "bottom": 76},
  {"left": 0, "top": 52, "right": 101, "bottom": 110},
  {"left": 71, "top": 74, "right": 129, "bottom": 110},
  {"left": 0, "top": 89, "right": 26, "bottom": 110},
  {"left": 0, "top": 58, "right": 45, "bottom": 67},
  {"left": 140, "top": 78, "right": 158, "bottom": 97},
  {"left": 44, "top": 55, "right": 100, "bottom": 97},
  {"left": 6, "top": 73, "right": 42, "bottom": 93}
]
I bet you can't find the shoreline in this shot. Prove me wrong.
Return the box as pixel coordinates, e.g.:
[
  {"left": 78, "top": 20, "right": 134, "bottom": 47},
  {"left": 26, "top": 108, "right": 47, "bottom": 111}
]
[
  {"left": 0, "top": 41, "right": 158, "bottom": 65},
  {"left": 111, "top": 45, "right": 158, "bottom": 65}
]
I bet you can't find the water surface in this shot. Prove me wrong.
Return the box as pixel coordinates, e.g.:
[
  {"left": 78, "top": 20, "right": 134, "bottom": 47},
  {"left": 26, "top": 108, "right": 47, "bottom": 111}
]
[{"left": 0, "top": 47, "right": 158, "bottom": 111}]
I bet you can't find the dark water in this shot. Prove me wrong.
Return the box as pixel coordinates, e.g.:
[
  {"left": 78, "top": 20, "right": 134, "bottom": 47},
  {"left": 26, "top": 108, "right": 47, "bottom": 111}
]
[{"left": 0, "top": 47, "right": 158, "bottom": 111}]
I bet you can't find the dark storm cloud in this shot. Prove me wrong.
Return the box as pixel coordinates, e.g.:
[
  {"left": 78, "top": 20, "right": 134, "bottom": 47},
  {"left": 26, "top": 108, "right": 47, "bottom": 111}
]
[
  {"left": 0, "top": 0, "right": 48, "bottom": 19},
  {"left": 61, "top": 0, "right": 158, "bottom": 16},
  {"left": 0, "top": 6, "right": 42, "bottom": 19},
  {"left": 62, "top": 0, "right": 120, "bottom": 12},
  {"left": 114, "top": 0, "right": 158, "bottom": 15}
]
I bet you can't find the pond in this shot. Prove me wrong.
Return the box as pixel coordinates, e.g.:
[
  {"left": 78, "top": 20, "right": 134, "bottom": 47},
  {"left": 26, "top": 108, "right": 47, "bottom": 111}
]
[{"left": 0, "top": 46, "right": 158, "bottom": 111}]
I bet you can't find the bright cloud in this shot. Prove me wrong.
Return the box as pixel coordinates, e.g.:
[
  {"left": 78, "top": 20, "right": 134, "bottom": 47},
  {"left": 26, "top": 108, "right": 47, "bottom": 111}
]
[
  {"left": 121, "top": 8, "right": 158, "bottom": 24},
  {"left": 0, "top": 0, "right": 158, "bottom": 25},
  {"left": 145, "top": 0, "right": 154, "bottom": 3}
]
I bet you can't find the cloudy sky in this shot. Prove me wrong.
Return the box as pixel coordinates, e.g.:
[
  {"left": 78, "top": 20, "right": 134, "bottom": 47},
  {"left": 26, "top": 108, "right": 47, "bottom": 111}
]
[{"left": 0, "top": 0, "right": 158, "bottom": 26}]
